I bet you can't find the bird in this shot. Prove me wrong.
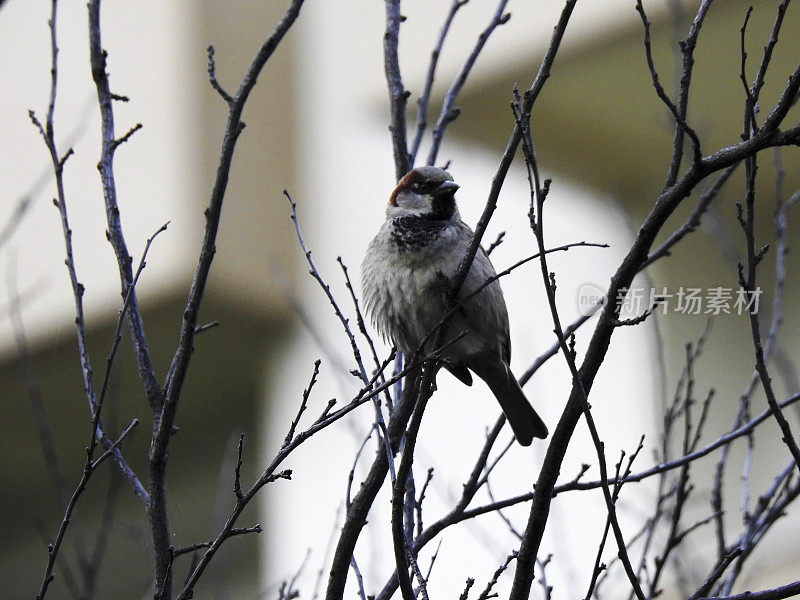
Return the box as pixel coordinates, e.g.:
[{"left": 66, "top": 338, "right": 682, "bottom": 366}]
[{"left": 361, "top": 166, "right": 548, "bottom": 445}]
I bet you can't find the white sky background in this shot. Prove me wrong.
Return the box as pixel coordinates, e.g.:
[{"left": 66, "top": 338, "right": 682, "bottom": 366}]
[{"left": 263, "top": 1, "right": 663, "bottom": 598}]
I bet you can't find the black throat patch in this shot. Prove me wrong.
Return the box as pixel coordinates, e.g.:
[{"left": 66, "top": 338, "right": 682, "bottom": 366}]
[{"left": 390, "top": 214, "right": 451, "bottom": 253}]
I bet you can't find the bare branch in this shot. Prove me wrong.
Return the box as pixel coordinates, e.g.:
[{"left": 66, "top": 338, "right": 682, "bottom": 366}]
[
  {"left": 694, "top": 579, "right": 800, "bottom": 600},
  {"left": 391, "top": 367, "right": 439, "bottom": 600},
  {"left": 384, "top": 0, "right": 411, "bottom": 179},
  {"left": 409, "top": 0, "right": 469, "bottom": 164},
  {"left": 181, "top": 340, "right": 462, "bottom": 600},
  {"left": 91, "top": 419, "right": 140, "bottom": 469},
  {"left": 425, "top": 0, "right": 510, "bottom": 166},
  {"left": 460, "top": 577, "right": 476, "bottom": 600},
  {"left": 375, "top": 416, "right": 507, "bottom": 600},
  {"left": 193, "top": 320, "right": 220, "bottom": 334},
  {"left": 233, "top": 434, "right": 245, "bottom": 502},
  {"left": 557, "top": 391, "right": 800, "bottom": 496},
  {"left": 88, "top": 0, "right": 162, "bottom": 411},
  {"left": 484, "top": 230, "right": 505, "bottom": 256},
  {"left": 31, "top": 0, "right": 147, "bottom": 507},
  {"left": 516, "top": 81, "right": 645, "bottom": 600},
  {"left": 285, "top": 190, "right": 396, "bottom": 479},
  {"left": 476, "top": 551, "right": 517, "bottom": 600},
  {"left": 173, "top": 526, "right": 262, "bottom": 558},
  {"left": 510, "top": 41, "right": 800, "bottom": 599},
  {"left": 742, "top": 0, "right": 793, "bottom": 133},
  {"left": 349, "top": 556, "right": 368, "bottom": 600},
  {"left": 326, "top": 378, "right": 418, "bottom": 600},
  {"left": 537, "top": 555, "right": 554, "bottom": 600},
  {"left": 687, "top": 548, "right": 743, "bottom": 600},
  {"left": 737, "top": 75, "right": 800, "bottom": 473},
  {"left": 667, "top": 0, "right": 715, "bottom": 186},
  {"left": 642, "top": 162, "right": 739, "bottom": 269},
  {"left": 634, "top": 0, "right": 703, "bottom": 174},
  {"left": 36, "top": 418, "right": 139, "bottom": 600},
  {"left": 284, "top": 359, "right": 321, "bottom": 448},
  {"left": 206, "top": 45, "right": 233, "bottom": 103}
]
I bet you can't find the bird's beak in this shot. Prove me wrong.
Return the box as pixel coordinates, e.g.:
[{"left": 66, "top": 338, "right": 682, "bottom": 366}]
[{"left": 433, "top": 181, "right": 459, "bottom": 197}]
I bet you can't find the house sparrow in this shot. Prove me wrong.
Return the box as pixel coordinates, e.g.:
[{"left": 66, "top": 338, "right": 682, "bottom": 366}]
[{"left": 361, "top": 166, "right": 547, "bottom": 445}]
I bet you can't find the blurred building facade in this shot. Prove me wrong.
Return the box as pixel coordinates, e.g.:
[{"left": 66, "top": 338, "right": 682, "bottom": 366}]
[{"left": 1, "top": 1, "right": 798, "bottom": 598}]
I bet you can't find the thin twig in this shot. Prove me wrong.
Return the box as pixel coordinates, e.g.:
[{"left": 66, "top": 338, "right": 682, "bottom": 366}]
[
  {"left": 510, "top": 32, "right": 800, "bottom": 600},
  {"left": 635, "top": 0, "right": 703, "bottom": 173},
  {"left": 537, "top": 555, "right": 554, "bottom": 600},
  {"left": 143, "top": 2, "right": 306, "bottom": 596},
  {"left": 88, "top": 0, "right": 161, "bottom": 411},
  {"left": 194, "top": 320, "right": 220, "bottom": 334},
  {"left": 36, "top": 418, "right": 139, "bottom": 600},
  {"left": 743, "top": 0, "right": 793, "bottom": 133},
  {"left": 426, "top": 0, "right": 511, "bottom": 166},
  {"left": 345, "top": 431, "right": 373, "bottom": 510},
  {"left": 648, "top": 343, "right": 715, "bottom": 598},
  {"left": 181, "top": 340, "right": 468, "bottom": 600},
  {"left": 719, "top": 461, "right": 799, "bottom": 594},
  {"left": 696, "top": 578, "right": 800, "bottom": 600},
  {"left": 31, "top": 0, "right": 148, "bottom": 512},
  {"left": 666, "top": 0, "right": 714, "bottom": 187},
  {"left": 485, "top": 230, "right": 505, "bottom": 256},
  {"left": 460, "top": 578, "right": 476, "bottom": 600},
  {"left": 739, "top": 6, "right": 759, "bottom": 134},
  {"left": 91, "top": 419, "right": 140, "bottom": 469},
  {"left": 173, "top": 526, "right": 262, "bottom": 558},
  {"left": 91, "top": 222, "right": 169, "bottom": 458},
  {"left": 555, "top": 391, "right": 800, "bottom": 496},
  {"left": 410, "top": 0, "right": 469, "bottom": 164},
  {"left": 737, "top": 65, "right": 800, "bottom": 474},
  {"left": 338, "top": 256, "right": 394, "bottom": 411},
  {"left": 286, "top": 190, "right": 396, "bottom": 480},
  {"left": 687, "top": 547, "right": 743, "bottom": 600},
  {"left": 234, "top": 434, "right": 245, "bottom": 502},
  {"left": 207, "top": 45, "right": 233, "bottom": 103},
  {"left": 375, "top": 416, "right": 506, "bottom": 600},
  {"left": 349, "top": 556, "right": 368, "bottom": 600},
  {"left": 415, "top": 467, "right": 435, "bottom": 539},
  {"left": 515, "top": 87, "right": 646, "bottom": 600},
  {"left": 642, "top": 162, "right": 739, "bottom": 269},
  {"left": 284, "top": 359, "right": 322, "bottom": 448},
  {"left": 476, "top": 551, "right": 517, "bottom": 600}
]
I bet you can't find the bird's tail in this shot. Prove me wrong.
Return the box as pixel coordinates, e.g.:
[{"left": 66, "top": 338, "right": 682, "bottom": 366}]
[{"left": 474, "top": 361, "right": 548, "bottom": 446}]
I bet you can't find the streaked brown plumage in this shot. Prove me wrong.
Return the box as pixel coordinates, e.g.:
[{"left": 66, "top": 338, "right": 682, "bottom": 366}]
[{"left": 361, "top": 167, "right": 547, "bottom": 445}]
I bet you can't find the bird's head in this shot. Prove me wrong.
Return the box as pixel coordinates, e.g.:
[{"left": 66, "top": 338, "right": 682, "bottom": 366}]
[{"left": 386, "top": 166, "right": 460, "bottom": 219}]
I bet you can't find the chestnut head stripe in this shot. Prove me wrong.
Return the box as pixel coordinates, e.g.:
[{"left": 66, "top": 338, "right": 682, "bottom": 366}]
[{"left": 389, "top": 169, "right": 424, "bottom": 206}]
